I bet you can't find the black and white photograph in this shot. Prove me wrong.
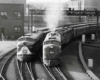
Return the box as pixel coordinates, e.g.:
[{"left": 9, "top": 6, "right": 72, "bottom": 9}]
[{"left": 0, "top": 0, "right": 100, "bottom": 80}]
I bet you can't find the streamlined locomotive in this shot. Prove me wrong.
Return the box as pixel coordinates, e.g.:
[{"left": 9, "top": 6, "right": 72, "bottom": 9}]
[
  {"left": 43, "top": 32, "right": 62, "bottom": 66},
  {"left": 17, "top": 31, "right": 44, "bottom": 61}
]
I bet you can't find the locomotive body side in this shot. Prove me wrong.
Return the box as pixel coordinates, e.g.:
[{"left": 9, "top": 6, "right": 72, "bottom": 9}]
[
  {"left": 88, "top": 23, "right": 97, "bottom": 33},
  {"left": 60, "top": 28, "right": 73, "bottom": 45},
  {"left": 70, "top": 23, "right": 97, "bottom": 37}
]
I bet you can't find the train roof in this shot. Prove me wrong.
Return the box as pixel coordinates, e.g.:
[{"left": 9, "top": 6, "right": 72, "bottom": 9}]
[
  {"left": 24, "top": 33, "right": 32, "bottom": 36},
  {"left": 44, "top": 32, "right": 61, "bottom": 42},
  {"left": 18, "top": 31, "right": 43, "bottom": 42},
  {"left": 58, "top": 23, "right": 77, "bottom": 28},
  {"left": 86, "top": 23, "right": 97, "bottom": 26},
  {"left": 30, "top": 31, "right": 43, "bottom": 41},
  {"left": 69, "top": 24, "right": 89, "bottom": 28},
  {"left": 56, "top": 27, "right": 72, "bottom": 34}
]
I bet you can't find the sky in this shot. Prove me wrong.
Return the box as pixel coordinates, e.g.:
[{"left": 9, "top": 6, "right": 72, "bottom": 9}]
[{"left": 26, "top": 0, "right": 70, "bottom": 3}]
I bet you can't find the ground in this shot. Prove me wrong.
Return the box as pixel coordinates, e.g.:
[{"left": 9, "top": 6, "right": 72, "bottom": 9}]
[{"left": 0, "top": 41, "right": 16, "bottom": 56}]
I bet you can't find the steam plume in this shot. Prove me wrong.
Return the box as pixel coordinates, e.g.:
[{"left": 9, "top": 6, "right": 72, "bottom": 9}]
[{"left": 44, "top": 3, "right": 64, "bottom": 31}]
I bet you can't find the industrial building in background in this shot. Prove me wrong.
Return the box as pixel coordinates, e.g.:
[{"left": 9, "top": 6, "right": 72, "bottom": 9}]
[
  {"left": 0, "top": 0, "right": 99, "bottom": 39},
  {"left": 0, "top": 0, "right": 25, "bottom": 40},
  {"left": 24, "top": 0, "right": 100, "bottom": 33},
  {"left": 67, "top": 0, "right": 100, "bottom": 24},
  {"left": 68, "top": 0, "right": 100, "bottom": 10},
  {"left": 84, "top": 0, "right": 100, "bottom": 10}
]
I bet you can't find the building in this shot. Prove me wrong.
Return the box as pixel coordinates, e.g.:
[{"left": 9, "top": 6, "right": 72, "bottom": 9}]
[
  {"left": 67, "top": 0, "right": 84, "bottom": 10},
  {"left": 67, "top": 0, "right": 100, "bottom": 23},
  {"left": 24, "top": 0, "right": 100, "bottom": 32},
  {"left": 0, "top": 0, "right": 25, "bottom": 4},
  {"left": 0, "top": 0, "right": 25, "bottom": 40},
  {"left": 84, "top": 0, "right": 100, "bottom": 10},
  {"left": 67, "top": 0, "right": 100, "bottom": 10}
]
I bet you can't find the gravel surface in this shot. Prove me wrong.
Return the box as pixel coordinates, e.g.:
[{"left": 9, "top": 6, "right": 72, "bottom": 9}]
[
  {"left": 60, "top": 41, "right": 91, "bottom": 80},
  {"left": 0, "top": 41, "right": 16, "bottom": 56},
  {"left": 32, "top": 58, "right": 53, "bottom": 80},
  {"left": 6, "top": 57, "right": 17, "bottom": 80},
  {"left": 82, "top": 42, "right": 100, "bottom": 78}
]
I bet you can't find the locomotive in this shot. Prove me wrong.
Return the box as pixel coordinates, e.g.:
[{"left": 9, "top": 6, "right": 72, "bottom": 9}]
[
  {"left": 43, "top": 28, "right": 74, "bottom": 66},
  {"left": 43, "top": 23, "right": 98, "bottom": 66},
  {"left": 43, "top": 32, "right": 62, "bottom": 66},
  {"left": 17, "top": 31, "right": 44, "bottom": 61}
]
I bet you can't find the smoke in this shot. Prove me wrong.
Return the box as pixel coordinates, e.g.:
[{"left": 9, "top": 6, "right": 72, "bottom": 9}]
[
  {"left": 45, "top": 3, "right": 63, "bottom": 31},
  {"left": 44, "top": 3, "right": 65, "bottom": 31}
]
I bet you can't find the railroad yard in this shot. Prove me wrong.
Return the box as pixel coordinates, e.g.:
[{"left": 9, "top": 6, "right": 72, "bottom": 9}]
[
  {"left": 0, "top": 39, "right": 99, "bottom": 80},
  {"left": 60, "top": 41, "right": 91, "bottom": 80},
  {"left": 0, "top": 0, "right": 100, "bottom": 80}
]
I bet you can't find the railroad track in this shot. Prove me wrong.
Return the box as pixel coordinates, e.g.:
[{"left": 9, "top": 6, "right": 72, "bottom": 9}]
[
  {"left": 0, "top": 49, "right": 16, "bottom": 80},
  {"left": 59, "top": 41, "right": 96, "bottom": 80},
  {"left": 16, "top": 59, "right": 35, "bottom": 80},
  {"left": 45, "top": 66, "right": 67, "bottom": 80},
  {"left": 39, "top": 55, "right": 67, "bottom": 80},
  {"left": 79, "top": 42, "right": 100, "bottom": 80}
]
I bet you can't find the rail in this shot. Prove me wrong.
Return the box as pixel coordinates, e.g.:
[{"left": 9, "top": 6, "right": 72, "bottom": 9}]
[
  {"left": 79, "top": 42, "right": 100, "bottom": 80},
  {"left": 46, "top": 66, "right": 67, "bottom": 80},
  {"left": 39, "top": 55, "right": 67, "bottom": 80},
  {"left": 0, "top": 49, "right": 16, "bottom": 80},
  {"left": 16, "top": 59, "right": 35, "bottom": 80},
  {"left": 25, "top": 62, "right": 35, "bottom": 80},
  {"left": 16, "top": 59, "right": 24, "bottom": 80}
]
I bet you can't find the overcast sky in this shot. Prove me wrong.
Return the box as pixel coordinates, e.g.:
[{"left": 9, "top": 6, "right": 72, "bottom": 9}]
[{"left": 26, "top": 0, "right": 70, "bottom": 3}]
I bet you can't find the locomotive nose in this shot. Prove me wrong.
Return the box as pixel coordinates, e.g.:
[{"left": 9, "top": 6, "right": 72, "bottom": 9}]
[
  {"left": 22, "top": 46, "right": 28, "bottom": 54},
  {"left": 23, "top": 42, "right": 26, "bottom": 46}
]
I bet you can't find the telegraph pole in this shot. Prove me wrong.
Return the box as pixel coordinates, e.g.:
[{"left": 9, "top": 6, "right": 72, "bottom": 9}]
[
  {"left": 79, "top": 1, "right": 81, "bottom": 22},
  {"left": 30, "top": 10, "right": 33, "bottom": 33},
  {"left": 28, "top": 4, "right": 30, "bottom": 31},
  {"left": 96, "top": 10, "right": 100, "bottom": 40}
]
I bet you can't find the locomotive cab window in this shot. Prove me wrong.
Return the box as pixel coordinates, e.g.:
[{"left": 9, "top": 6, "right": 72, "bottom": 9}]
[
  {"left": 44, "top": 41, "right": 60, "bottom": 45},
  {"left": 14, "top": 12, "right": 21, "bottom": 18},
  {"left": 52, "top": 41, "right": 60, "bottom": 45},
  {"left": 1, "top": 12, "right": 7, "bottom": 19},
  {"left": 26, "top": 38, "right": 33, "bottom": 42}
]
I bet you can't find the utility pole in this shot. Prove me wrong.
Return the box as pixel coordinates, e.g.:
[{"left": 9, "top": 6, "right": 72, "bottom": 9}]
[
  {"left": 30, "top": 10, "right": 33, "bottom": 33},
  {"left": 78, "top": 1, "right": 81, "bottom": 22},
  {"left": 96, "top": 10, "right": 100, "bottom": 40},
  {"left": 28, "top": 4, "right": 30, "bottom": 31}
]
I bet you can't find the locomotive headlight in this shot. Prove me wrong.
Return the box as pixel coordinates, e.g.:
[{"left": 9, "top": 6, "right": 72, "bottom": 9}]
[
  {"left": 22, "top": 49, "right": 27, "bottom": 54},
  {"left": 22, "top": 47, "right": 27, "bottom": 54},
  {"left": 50, "top": 51, "right": 54, "bottom": 54}
]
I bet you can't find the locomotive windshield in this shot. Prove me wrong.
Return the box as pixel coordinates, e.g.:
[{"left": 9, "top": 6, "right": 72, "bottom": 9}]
[
  {"left": 18, "top": 37, "right": 33, "bottom": 42},
  {"left": 44, "top": 41, "right": 60, "bottom": 45},
  {"left": 18, "top": 38, "right": 25, "bottom": 41}
]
